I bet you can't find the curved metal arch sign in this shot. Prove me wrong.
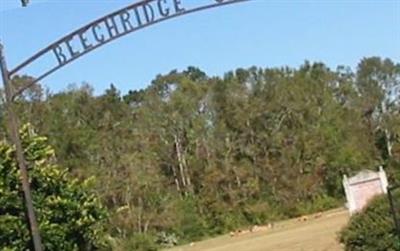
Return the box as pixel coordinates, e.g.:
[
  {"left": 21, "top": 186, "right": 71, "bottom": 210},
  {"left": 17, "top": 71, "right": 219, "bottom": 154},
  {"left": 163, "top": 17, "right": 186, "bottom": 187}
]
[
  {"left": 0, "top": 2, "right": 252, "bottom": 250},
  {"left": 9, "top": 0, "right": 251, "bottom": 97}
]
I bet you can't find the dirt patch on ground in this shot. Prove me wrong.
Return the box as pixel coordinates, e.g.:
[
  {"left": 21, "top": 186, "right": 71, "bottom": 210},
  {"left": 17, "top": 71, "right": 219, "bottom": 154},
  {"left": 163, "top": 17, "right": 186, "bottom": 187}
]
[{"left": 166, "top": 208, "right": 349, "bottom": 251}]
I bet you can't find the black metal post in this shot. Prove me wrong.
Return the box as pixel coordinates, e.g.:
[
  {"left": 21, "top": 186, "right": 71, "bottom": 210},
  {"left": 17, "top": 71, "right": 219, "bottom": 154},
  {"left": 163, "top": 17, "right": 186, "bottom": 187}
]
[
  {"left": 388, "top": 186, "right": 400, "bottom": 238},
  {"left": 0, "top": 43, "right": 43, "bottom": 251}
]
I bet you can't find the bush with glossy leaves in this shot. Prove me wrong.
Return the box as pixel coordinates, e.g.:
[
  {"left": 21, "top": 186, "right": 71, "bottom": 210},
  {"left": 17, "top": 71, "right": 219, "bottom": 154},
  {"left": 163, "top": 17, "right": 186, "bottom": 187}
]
[
  {"left": 0, "top": 124, "right": 108, "bottom": 250},
  {"left": 339, "top": 190, "right": 400, "bottom": 251}
]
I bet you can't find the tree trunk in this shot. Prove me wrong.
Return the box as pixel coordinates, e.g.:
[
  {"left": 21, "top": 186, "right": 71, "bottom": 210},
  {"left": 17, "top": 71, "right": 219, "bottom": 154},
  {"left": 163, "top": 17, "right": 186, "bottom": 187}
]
[
  {"left": 175, "top": 134, "right": 187, "bottom": 189},
  {"left": 385, "top": 129, "right": 393, "bottom": 157},
  {"left": 170, "top": 165, "right": 181, "bottom": 192},
  {"left": 137, "top": 197, "right": 143, "bottom": 233}
]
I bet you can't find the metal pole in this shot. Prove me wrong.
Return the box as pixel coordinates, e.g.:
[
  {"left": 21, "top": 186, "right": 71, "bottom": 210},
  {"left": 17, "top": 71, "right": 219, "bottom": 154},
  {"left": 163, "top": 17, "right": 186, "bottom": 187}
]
[
  {"left": 388, "top": 186, "right": 400, "bottom": 238},
  {"left": 0, "top": 43, "right": 43, "bottom": 251}
]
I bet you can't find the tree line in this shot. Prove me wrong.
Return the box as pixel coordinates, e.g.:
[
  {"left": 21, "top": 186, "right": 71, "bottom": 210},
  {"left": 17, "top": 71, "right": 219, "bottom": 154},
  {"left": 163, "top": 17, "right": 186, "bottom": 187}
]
[{"left": 1, "top": 57, "right": 399, "bottom": 249}]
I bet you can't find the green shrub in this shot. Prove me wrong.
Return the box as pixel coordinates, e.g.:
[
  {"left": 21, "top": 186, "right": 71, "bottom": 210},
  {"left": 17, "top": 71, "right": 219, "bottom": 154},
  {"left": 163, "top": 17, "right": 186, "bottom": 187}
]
[
  {"left": 156, "top": 231, "right": 178, "bottom": 248},
  {"left": 0, "top": 124, "right": 108, "bottom": 250},
  {"left": 175, "top": 196, "right": 209, "bottom": 241},
  {"left": 113, "top": 233, "right": 158, "bottom": 251},
  {"left": 294, "top": 194, "right": 341, "bottom": 217},
  {"left": 339, "top": 191, "right": 400, "bottom": 251}
]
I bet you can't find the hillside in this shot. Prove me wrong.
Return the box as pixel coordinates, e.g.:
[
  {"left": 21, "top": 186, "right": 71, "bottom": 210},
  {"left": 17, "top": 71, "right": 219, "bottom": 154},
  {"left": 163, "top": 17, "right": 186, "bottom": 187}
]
[
  {"left": 167, "top": 208, "right": 349, "bottom": 251},
  {"left": 2, "top": 58, "right": 399, "bottom": 249}
]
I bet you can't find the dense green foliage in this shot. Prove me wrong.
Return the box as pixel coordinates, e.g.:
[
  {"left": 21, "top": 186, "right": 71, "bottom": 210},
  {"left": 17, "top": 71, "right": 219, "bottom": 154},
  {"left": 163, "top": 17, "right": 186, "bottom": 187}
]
[
  {"left": 0, "top": 124, "right": 108, "bottom": 250},
  {"left": 1, "top": 57, "right": 399, "bottom": 249},
  {"left": 339, "top": 191, "right": 400, "bottom": 251}
]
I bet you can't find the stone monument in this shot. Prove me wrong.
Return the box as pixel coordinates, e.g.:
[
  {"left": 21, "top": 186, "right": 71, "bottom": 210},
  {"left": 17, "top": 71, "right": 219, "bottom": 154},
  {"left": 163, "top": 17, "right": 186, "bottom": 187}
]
[{"left": 343, "top": 166, "right": 388, "bottom": 214}]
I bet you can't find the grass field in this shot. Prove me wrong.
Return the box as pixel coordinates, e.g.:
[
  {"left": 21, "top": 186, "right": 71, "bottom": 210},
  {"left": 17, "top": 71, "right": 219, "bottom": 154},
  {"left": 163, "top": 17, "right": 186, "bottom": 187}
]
[{"left": 166, "top": 208, "right": 349, "bottom": 251}]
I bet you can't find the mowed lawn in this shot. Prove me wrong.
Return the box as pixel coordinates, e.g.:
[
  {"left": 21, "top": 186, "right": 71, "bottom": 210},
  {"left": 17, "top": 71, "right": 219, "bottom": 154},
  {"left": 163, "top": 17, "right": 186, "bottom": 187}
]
[{"left": 166, "top": 208, "right": 349, "bottom": 251}]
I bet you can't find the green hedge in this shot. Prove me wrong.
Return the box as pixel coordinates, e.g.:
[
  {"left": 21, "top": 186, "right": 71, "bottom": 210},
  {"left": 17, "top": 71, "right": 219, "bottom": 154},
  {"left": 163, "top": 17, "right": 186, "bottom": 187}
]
[
  {"left": 0, "top": 124, "right": 108, "bottom": 250},
  {"left": 339, "top": 190, "right": 400, "bottom": 251}
]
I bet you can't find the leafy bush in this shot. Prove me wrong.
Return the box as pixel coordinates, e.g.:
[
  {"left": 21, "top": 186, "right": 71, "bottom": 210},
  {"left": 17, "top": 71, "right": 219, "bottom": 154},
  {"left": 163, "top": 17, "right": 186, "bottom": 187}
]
[
  {"left": 156, "top": 231, "right": 178, "bottom": 248},
  {"left": 339, "top": 191, "right": 400, "bottom": 251},
  {"left": 112, "top": 233, "right": 158, "bottom": 251},
  {"left": 0, "top": 124, "right": 108, "bottom": 250},
  {"left": 175, "top": 196, "right": 209, "bottom": 240},
  {"left": 292, "top": 194, "right": 341, "bottom": 217}
]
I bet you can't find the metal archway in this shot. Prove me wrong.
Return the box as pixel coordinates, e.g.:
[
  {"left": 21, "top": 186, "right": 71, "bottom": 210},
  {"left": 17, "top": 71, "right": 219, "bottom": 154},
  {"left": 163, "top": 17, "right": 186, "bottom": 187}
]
[
  {"left": 9, "top": 0, "right": 251, "bottom": 99},
  {"left": 0, "top": 1, "right": 253, "bottom": 250}
]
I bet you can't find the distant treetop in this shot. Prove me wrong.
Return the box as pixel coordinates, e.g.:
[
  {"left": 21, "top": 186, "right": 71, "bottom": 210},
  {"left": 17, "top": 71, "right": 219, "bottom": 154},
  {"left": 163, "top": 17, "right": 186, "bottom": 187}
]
[{"left": 21, "top": 0, "right": 29, "bottom": 7}]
